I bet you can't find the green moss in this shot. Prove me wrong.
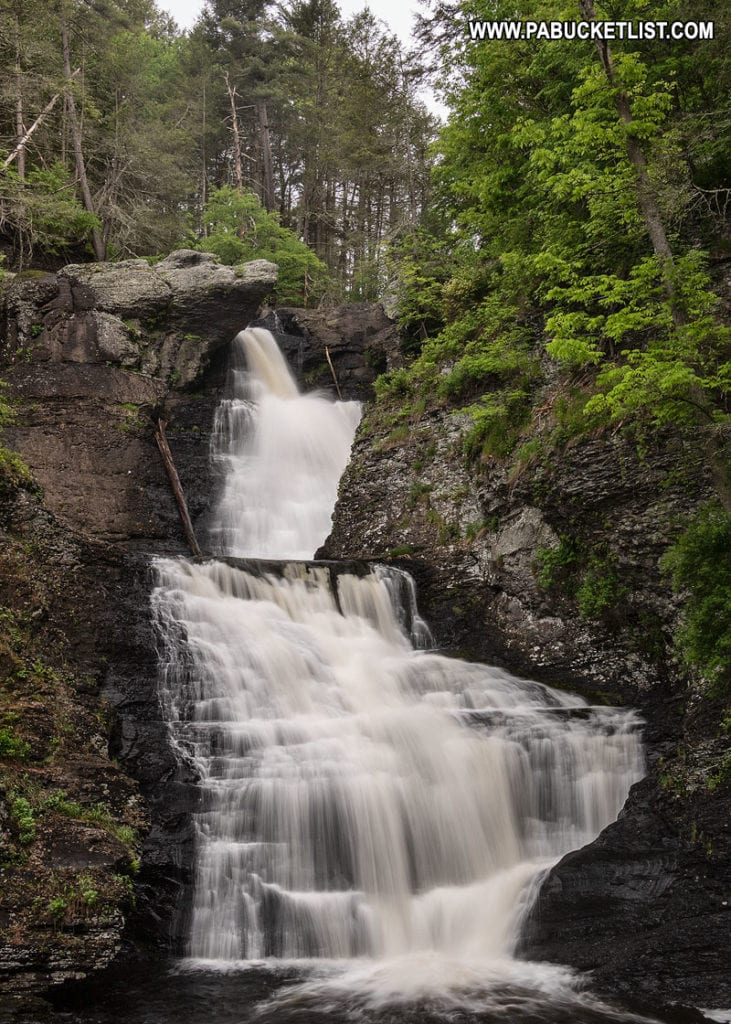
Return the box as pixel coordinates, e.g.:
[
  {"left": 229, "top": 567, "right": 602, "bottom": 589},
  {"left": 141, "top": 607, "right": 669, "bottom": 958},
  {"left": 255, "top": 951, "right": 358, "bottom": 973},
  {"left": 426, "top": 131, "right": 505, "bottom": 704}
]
[
  {"left": 44, "top": 791, "right": 139, "bottom": 853},
  {"left": 386, "top": 544, "right": 415, "bottom": 558},
  {"left": 14, "top": 269, "right": 48, "bottom": 281}
]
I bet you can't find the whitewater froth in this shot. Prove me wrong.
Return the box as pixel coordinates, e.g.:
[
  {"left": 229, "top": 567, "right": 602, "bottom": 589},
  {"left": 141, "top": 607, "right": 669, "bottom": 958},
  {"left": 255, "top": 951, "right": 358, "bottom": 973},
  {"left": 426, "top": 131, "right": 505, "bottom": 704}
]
[
  {"left": 208, "top": 327, "right": 361, "bottom": 559},
  {"left": 151, "top": 325, "right": 646, "bottom": 1015}
]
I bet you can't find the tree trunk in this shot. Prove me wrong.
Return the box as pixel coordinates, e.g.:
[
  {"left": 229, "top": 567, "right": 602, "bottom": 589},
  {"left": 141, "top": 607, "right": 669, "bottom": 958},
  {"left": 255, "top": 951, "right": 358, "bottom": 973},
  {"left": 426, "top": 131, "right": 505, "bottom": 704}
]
[
  {"left": 15, "top": 17, "right": 25, "bottom": 180},
  {"left": 578, "top": 0, "right": 679, "bottom": 320},
  {"left": 2, "top": 81, "right": 75, "bottom": 171},
  {"left": 155, "top": 419, "right": 202, "bottom": 558},
  {"left": 224, "top": 72, "right": 243, "bottom": 191},
  {"left": 256, "top": 101, "right": 275, "bottom": 212},
  {"left": 60, "top": 6, "right": 105, "bottom": 261},
  {"left": 578, "top": 0, "right": 731, "bottom": 513}
]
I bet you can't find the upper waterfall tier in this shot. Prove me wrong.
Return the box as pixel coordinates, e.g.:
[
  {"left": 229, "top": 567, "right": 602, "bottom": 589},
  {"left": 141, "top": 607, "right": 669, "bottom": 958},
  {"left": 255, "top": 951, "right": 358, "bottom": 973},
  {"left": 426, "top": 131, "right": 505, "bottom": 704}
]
[{"left": 208, "top": 327, "right": 361, "bottom": 560}]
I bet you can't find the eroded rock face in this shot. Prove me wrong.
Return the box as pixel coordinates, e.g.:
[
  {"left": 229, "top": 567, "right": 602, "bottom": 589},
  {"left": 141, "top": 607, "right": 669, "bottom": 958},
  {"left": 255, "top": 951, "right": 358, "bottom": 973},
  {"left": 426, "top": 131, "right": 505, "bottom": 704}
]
[
  {"left": 520, "top": 764, "right": 730, "bottom": 1007},
  {"left": 0, "top": 253, "right": 276, "bottom": 548},
  {"left": 321, "top": 401, "right": 729, "bottom": 1009},
  {"left": 0, "top": 253, "right": 277, "bottom": 1005}
]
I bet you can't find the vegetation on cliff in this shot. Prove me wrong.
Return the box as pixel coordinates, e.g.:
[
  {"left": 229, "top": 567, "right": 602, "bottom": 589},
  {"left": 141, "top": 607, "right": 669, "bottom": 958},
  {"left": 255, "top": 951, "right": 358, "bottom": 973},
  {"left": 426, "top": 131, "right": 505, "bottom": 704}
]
[
  {"left": 0, "top": 471, "right": 145, "bottom": 979},
  {"left": 376, "top": 0, "right": 730, "bottom": 687}
]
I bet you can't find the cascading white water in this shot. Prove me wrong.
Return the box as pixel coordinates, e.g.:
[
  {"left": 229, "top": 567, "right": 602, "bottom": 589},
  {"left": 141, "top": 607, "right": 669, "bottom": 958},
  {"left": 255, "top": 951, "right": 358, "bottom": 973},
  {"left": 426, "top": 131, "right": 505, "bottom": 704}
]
[
  {"left": 209, "top": 327, "right": 361, "bottom": 559},
  {"left": 152, "top": 326, "right": 645, "bottom": 1011}
]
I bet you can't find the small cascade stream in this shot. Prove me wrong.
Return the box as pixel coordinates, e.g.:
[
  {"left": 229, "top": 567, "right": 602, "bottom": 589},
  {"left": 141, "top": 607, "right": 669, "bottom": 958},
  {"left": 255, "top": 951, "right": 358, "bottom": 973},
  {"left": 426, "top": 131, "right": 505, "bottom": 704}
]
[{"left": 148, "top": 327, "right": 649, "bottom": 1021}]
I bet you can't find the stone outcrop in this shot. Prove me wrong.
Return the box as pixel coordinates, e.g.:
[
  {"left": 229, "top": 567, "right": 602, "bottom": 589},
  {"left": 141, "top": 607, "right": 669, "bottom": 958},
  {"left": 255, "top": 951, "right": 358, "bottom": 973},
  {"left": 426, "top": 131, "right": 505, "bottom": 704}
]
[
  {"left": 321, "top": 402, "right": 730, "bottom": 1011},
  {"left": 0, "top": 252, "right": 278, "bottom": 547},
  {"left": 0, "top": 250, "right": 279, "bottom": 1009}
]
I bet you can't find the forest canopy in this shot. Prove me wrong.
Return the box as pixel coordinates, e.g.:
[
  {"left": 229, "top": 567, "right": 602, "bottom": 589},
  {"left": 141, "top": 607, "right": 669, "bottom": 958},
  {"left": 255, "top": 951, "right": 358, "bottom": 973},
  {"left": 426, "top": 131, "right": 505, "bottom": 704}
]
[{"left": 0, "top": 0, "right": 436, "bottom": 301}]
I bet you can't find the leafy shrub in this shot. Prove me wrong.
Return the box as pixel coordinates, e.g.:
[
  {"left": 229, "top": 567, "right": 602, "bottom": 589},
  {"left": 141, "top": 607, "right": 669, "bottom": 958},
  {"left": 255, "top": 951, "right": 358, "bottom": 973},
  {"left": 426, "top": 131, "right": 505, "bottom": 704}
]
[
  {"left": 535, "top": 537, "right": 580, "bottom": 590},
  {"left": 462, "top": 386, "right": 533, "bottom": 462},
  {"left": 536, "top": 539, "right": 625, "bottom": 619},
  {"left": 194, "top": 186, "right": 331, "bottom": 306},
  {"left": 0, "top": 727, "right": 30, "bottom": 760},
  {"left": 10, "top": 795, "right": 36, "bottom": 844},
  {"left": 661, "top": 502, "right": 731, "bottom": 688},
  {"left": 575, "top": 554, "right": 626, "bottom": 619}
]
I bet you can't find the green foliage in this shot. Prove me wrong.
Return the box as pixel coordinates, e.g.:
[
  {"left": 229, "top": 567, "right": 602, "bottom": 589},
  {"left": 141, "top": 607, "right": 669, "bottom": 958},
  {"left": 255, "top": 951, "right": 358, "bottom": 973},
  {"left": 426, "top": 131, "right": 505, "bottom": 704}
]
[
  {"left": 661, "top": 503, "right": 731, "bottom": 688},
  {"left": 0, "top": 726, "right": 30, "bottom": 760},
  {"left": 10, "top": 795, "right": 36, "bottom": 845},
  {"left": 575, "top": 555, "right": 626, "bottom": 621},
  {"left": 536, "top": 537, "right": 625, "bottom": 619},
  {"left": 706, "top": 754, "right": 731, "bottom": 793},
  {"left": 535, "top": 537, "right": 580, "bottom": 590},
  {"left": 385, "top": 544, "right": 415, "bottom": 558},
  {"left": 1, "top": 378, "right": 37, "bottom": 499},
  {"left": 196, "top": 186, "right": 331, "bottom": 306},
  {"left": 378, "top": 0, "right": 730, "bottom": 495},
  {"left": 43, "top": 791, "right": 139, "bottom": 850},
  {"left": 462, "top": 386, "right": 533, "bottom": 462},
  {"left": 78, "top": 873, "right": 99, "bottom": 907},
  {"left": 0, "top": 164, "right": 100, "bottom": 265},
  {"left": 385, "top": 226, "right": 455, "bottom": 353},
  {"left": 46, "top": 896, "right": 67, "bottom": 920}
]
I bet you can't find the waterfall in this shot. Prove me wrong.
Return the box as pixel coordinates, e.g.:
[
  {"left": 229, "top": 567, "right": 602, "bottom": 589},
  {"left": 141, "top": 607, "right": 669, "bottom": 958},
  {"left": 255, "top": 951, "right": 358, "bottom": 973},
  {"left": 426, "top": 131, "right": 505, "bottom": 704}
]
[
  {"left": 151, "top": 326, "right": 645, "bottom": 1011},
  {"left": 208, "top": 327, "right": 361, "bottom": 559}
]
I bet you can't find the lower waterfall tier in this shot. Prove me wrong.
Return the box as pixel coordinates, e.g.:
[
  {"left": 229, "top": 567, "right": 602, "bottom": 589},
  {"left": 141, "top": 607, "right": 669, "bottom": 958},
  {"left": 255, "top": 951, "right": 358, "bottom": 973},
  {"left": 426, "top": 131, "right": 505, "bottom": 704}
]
[{"left": 152, "top": 557, "right": 643, "bottom": 967}]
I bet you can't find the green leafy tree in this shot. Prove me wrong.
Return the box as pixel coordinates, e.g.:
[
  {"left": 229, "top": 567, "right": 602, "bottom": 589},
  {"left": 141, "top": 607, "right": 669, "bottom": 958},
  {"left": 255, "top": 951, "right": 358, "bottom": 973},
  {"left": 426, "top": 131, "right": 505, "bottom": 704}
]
[
  {"left": 196, "top": 183, "right": 331, "bottom": 304},
  {"left": 385, "top": 0, "right": 729, "bottom": 506}
]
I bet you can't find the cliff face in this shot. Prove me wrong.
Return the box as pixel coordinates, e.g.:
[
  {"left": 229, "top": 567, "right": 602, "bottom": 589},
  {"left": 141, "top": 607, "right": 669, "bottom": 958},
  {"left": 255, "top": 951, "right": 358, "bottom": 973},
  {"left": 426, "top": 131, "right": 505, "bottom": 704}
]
[
  {"left": 321, "top": 404, "right": 730, "bottom": 1009},
  {"left": 0, "top": 251, "right": 397, "bottom": 1012}
]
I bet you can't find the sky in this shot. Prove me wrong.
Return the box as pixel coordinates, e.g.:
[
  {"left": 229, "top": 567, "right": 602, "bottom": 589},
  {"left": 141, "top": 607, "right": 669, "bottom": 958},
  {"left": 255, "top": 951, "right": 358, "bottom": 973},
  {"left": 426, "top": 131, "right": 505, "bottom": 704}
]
[
  {"left": 158, "top": 0, "right": 420, "bottom": 44},
  {"left": 157, "top": 0, "right": 447, "bottom": 116}
]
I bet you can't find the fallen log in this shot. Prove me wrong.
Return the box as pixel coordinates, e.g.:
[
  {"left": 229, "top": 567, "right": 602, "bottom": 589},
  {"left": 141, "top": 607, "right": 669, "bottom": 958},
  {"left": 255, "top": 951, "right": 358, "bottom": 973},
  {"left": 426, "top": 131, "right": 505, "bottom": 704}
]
[{"left": 154, "top": 418, "right": 202, "bottom": 558}]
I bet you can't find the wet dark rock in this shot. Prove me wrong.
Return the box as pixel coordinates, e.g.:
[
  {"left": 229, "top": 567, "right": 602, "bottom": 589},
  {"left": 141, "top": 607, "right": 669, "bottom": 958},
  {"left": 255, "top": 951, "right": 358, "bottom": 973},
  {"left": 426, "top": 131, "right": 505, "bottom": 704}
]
[{"left": 521, "top": 767, "right": 730, "bottom": 1007}]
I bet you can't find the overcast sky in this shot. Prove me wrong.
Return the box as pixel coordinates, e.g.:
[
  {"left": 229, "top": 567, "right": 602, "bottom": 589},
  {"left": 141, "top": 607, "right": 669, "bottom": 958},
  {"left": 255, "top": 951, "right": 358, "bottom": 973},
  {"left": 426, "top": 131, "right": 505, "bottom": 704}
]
[
  {"left": 157, "top": 0, "right": 446, "bottom": 116},
  {"left": 158, "top": 0, "right": 419, "bottom": 44}
]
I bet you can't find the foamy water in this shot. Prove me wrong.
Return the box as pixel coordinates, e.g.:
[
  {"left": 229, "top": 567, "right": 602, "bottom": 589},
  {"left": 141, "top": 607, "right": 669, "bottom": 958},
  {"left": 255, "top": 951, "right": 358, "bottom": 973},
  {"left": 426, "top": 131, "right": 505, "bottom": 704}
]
[{"left": 151, "top": 326, "right": 647, "bottom": 1016}]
